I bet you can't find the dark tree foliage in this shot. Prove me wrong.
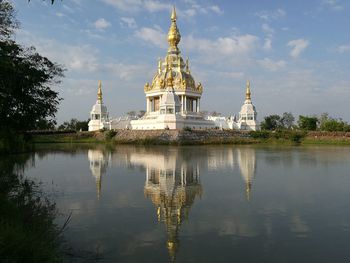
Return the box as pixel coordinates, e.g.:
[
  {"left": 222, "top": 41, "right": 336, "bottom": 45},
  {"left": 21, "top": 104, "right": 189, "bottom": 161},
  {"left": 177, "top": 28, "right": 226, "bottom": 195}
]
[
  {"left": 281, "top": 112, "right": 295, "bottom": 129},
  {"left": 0, "top": 0, "right": 18, "bottom": 40},
  {"left": 0, "top": 0, "right": 64, "bottom": 132},
  {"left": 319, "top": 113, "right": 350, "bottom": 132},
  {"left": 260, "top": 115, "right": 282, "bottom": 130},
  {"left": 298, "top": 115, "right": 318, "bottom": 131},
  {"left": 0, "top": 41, "right": 64, "bottom": 131},
  {"left": 58, "top": 118, "right": 89, "bottom": 131}
]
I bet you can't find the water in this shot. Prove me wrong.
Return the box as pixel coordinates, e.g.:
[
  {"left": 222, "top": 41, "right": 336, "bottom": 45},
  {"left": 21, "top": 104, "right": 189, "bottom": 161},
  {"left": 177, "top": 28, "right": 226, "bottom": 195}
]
[{"left": 22, "top": 144, "right": 350, "bottom": 262}]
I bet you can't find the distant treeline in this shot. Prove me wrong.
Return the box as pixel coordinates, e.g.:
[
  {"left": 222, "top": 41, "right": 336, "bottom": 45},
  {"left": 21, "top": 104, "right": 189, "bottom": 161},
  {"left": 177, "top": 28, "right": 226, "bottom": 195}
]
[{"left": 260, "top": 112, "right": 350, "bottom": 132}]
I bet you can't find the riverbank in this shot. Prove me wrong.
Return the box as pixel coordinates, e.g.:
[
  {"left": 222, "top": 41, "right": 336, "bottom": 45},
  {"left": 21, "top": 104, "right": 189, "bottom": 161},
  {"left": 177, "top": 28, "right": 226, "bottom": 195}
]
[
  {"left": 28, "top": 129, "right": 350, "bottom": 146},
  {"left": 31, "top": 130, "right": 256, "bottom": 145}
]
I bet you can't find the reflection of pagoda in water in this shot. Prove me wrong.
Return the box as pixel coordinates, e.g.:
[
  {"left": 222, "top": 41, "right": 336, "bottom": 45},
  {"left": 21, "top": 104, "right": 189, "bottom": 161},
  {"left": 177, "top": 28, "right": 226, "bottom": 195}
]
[
  {"left": 131, "top": 149, "right": 202, "bottom": 262},
  {"left": 236, "top": 148, "right": 256, "bottom": 201},
  {"left": 88, "top": 149, "right": 109, "bottom": 199}
]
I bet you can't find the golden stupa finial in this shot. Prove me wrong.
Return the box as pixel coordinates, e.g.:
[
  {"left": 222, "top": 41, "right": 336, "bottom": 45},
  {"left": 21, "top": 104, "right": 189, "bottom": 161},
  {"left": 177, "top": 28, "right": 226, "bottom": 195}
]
[
  {"left": 167, "top": 6, "right": 181, "bottom": 52},
  {"left": 97, "top": 80, "right": 103, "bottom": 102},
  {"left": 171, "top": 5, "right": 177, "bottom": 21},
  {"left": 245, "top": 80, "right": 251, "bottom": 100}
]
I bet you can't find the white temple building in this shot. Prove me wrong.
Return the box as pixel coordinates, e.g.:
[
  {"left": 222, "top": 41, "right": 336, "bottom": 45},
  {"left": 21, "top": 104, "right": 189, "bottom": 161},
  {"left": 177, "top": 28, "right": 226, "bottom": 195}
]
[
  {"left": 88, "top": 80, "right": 110, "bottom": 131},
  {"left": 130, "top": 7, "right": 214, "bottom": 130},
  {"left": 87, "top": 7, "right": 259, "bottom": 132}
]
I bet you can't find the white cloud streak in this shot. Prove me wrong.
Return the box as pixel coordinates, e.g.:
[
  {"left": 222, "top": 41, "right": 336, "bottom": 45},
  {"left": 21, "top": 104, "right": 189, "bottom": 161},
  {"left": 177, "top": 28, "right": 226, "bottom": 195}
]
[
  {"left": 120, "top": 17, "right": 138, "bottom": 29},
  {"left": 287, "top": 39, "right": 309, "bottom": 58},
  {"left": 255, "top": 9, "right": 286, "bottom": 21},
  {"left": 336, "top": 44, "right": 350, "bottom": 53},
  {"left": 323, "top": 0, "right": 344, "bottom": 11},
  {"left": 134, "top": 26, "right": 167, "bottom": 48},
  {"left": 258, "top": 58, "right": 286, "bottom": 71},
  {"left": 94, "top": 18, "right": 111, "bottom": 30}
]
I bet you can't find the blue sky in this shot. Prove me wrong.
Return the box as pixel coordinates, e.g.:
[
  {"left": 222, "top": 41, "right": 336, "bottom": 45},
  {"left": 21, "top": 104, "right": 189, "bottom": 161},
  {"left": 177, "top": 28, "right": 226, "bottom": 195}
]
[{"left": 11, "top": 0, "right": 350, "bottom": 123}]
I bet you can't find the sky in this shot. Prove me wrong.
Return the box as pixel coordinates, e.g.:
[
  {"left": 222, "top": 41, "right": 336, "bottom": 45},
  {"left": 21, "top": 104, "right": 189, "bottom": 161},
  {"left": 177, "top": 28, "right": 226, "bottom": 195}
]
[{"left": 10, "top": 0, "right": 350, "bottom": 123}]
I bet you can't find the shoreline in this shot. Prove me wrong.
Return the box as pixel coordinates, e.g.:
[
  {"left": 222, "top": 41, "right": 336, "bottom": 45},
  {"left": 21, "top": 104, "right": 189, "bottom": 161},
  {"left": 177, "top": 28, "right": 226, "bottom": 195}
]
[{"left": 29, "top": 130, "right": 350, "bottom": 146}]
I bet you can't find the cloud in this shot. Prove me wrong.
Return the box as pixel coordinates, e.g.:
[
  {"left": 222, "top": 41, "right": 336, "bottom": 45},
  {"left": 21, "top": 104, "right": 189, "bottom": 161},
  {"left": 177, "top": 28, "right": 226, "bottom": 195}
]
[
  {"left": 258, "top": 58, "right": 286, "bottom": 71},
  {"left": 323, "top": 0, "right": 344, "bottom": 11},
  {"left": 263, "top": 38, "right": 272, "bottom": 51},
  {"left": 17, "top": 30, "right": 99, "bottom": 72},
  {"left": 144, "top": 0, "right": 171, "bottom": 12},
  {"left": 262, "top": 23, "right": 274, "bottom": 36},
  {"left": 219, "top": 71, "right": 244, "bottom": 79},
  {"left": 336, "top": 44, "right": 350, "bottom": 53},
  {"left": 210, "top": 5, "right": 223, "bottom": 15},
  {"left": 255, "top": 9, "right": 286, "bottom": 20},
  {"left": 55, "top": 12, "right": 65, "bottom": 18},
  {"left": 102, "top": 0, "right": 223, "bottom": 17},
  {"left": 134, "top": 26, "right": 167, "bottom": 48},
  {"left": 101, "top": 0, "right": 143, "bottom": 12},
  {"left": 101, "top": 0, "right": 170, "bottom": 12},
  {"left": 182, "top": 34, "right": 259, "bottom": 56},
  {"left": 120, "top": 17, "right": 137, "bottom": 29},
  {"left": 94, "top": 18, "right": 111, "bottom": 30},
  {"left": 105, "top": 63, "right": 151, "bottom": 81},
  {"left": 287, "top": 39, "right": 309, "bottom": 58}
]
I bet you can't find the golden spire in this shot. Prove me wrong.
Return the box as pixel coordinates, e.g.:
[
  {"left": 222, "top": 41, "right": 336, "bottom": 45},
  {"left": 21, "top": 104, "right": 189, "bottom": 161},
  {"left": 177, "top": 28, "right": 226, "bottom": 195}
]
[
  {"left": 167, "top": 66, "right": 174, "bottom": 88},
  {"left": 167, "top": 6, "right": 181, "bottom": 52},
  {"left": 245, "top": 80, "right": 251, "bottom": 100},
  {"left": 171, "top": 5, "right": 177, "bottom": 21},
  {"left": 97, "top": 80, "right": 103, "bottom": 103}
]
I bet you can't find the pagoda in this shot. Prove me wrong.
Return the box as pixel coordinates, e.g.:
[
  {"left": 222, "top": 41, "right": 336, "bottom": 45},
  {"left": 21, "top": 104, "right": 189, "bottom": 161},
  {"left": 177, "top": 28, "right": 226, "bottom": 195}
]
[{"left": 131, "top": 7, "right": 215, "bottom": 130}]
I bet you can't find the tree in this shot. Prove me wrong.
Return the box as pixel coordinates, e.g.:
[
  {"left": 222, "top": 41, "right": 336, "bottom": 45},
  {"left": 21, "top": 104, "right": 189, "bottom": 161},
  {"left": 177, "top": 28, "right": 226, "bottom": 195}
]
[
  {"left": 298, "top": 115, "right": 318, "bottom": 131},
  {"left": 0, "top": 0, "right": 64, "bottom": 132},
  {"left": 0, "top": 0, "right": 18, "bottom": 40},
  {"left": 319, "top": 113, "right": 348, "bottom": 132},
  {"left": 137, "top": 110, "right": 146, "bottom": 118},
  {"left": 281, "top": 112, "right": 295, "bottom": 129},
  {"left": 126, "top": 111, "right": 136, "bottom": 117},
  {"left": 58, "top": 119, "right": 89, "bottom": 131},
  {"left": 260, "top": 115, "right": 282, "bottom": 130},
  {"left": 210, "top": 111, "right": 221, "bottom": 117}
]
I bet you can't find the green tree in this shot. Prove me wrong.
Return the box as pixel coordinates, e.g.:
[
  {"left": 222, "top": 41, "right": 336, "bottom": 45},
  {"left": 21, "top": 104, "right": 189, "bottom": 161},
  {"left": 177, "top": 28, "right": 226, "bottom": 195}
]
[
  {"left": 260, "top": 115, "right": 282, "bottom": 130},
  {"left": 281, "top": 112, "right": 295, "bottom": 129},
  {"left": 126, "top": 111, "right": 136, "bottom": 117},
  {"left": 298, "top": 115, "right": 318, "bottom": 131},
  {"left": 0, "top": 0, "right": 64, "bottom": 132},
  {"left": 137, "top": 110, "right": 146, "bottom": 118},
  {"left": 58, "top": 119, "right": 89, "bottom": 131}
]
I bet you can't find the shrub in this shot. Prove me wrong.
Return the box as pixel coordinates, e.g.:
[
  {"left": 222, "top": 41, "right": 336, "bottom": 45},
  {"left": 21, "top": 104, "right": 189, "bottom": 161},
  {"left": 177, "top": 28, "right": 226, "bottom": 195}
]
[
  {"left": 105, "top": 130, "right": 117, "bottom": 140},
  {"left": 249, "top": 130, "right": 270, "bottom": 139}
]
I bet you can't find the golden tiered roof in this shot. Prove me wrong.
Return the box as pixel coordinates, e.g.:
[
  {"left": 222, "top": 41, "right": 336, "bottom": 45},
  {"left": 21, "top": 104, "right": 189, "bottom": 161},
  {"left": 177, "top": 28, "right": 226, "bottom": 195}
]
[{"left": 144, "top": 6, "right": 203, "bottom": 94}]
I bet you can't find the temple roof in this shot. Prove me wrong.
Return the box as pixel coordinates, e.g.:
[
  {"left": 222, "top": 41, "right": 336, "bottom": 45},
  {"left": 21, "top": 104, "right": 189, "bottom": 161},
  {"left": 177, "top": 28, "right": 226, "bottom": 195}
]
[{"left": 144, "top": 6, "right": 203, "bottom": 95}]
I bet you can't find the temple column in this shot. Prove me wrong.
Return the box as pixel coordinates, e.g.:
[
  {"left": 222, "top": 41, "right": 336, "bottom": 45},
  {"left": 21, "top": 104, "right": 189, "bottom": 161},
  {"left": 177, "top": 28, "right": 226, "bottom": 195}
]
[
  {"left": 184, "top": 96, "right": 187, "bottom": 112},
  {"left": 181, "top": 95, "right": 184, "bottom": 112},
  {"left": 197, "top": 98, "right": 201, "bottom": 112},
  {"left": 146, "top": 97, "right": 150, "bottom": 113}
]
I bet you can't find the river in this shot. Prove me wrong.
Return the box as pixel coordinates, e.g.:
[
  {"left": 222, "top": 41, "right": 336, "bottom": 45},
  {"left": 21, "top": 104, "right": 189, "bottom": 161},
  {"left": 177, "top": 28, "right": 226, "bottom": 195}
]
[{"left": 23, "top": 144, "right": 350, "bottom": 262}]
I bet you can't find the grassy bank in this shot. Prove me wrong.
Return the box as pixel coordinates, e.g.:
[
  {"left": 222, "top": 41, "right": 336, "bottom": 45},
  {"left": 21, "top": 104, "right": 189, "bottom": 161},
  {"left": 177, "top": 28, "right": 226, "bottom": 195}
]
[
  {"left": 25, "top": 130, "right": 350, "bottom": 146},
  {"left": 31, "top": 132, "right": 102, "bottom": 144}
]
